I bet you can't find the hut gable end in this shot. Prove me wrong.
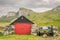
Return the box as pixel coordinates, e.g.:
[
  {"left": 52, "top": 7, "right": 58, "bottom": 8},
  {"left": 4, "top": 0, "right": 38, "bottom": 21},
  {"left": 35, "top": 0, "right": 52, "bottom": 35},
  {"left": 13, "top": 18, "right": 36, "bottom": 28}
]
[{"left": 10, "top": 16, "right": 34, "bottom": 25}]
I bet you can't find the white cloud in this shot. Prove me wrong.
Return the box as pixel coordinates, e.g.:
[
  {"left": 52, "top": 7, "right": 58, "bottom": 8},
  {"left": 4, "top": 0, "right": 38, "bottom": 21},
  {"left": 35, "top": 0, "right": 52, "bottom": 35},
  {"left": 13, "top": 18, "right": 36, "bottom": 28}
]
[
  {"left": 0, "top": 0, "right": 60, "bottom": 8},
  {"left": 0, "top": 0, "right": 60, "bottom": 16},
  {"left": 31, "top": 8, "right": 52, "bottom": 12}
]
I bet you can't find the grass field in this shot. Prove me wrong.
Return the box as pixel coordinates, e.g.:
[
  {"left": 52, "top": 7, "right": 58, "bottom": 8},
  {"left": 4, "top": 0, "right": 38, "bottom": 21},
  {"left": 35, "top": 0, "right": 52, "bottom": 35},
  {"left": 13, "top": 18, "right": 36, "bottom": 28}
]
[
  {"left": 0, "top": 22, "right": 10, "bottom": 26},
  {"left": 0, "top": 22, "right": 60, "bottom": 40},
  {"left": 0, "top": 34, "right": 60, "bottom": 40}
]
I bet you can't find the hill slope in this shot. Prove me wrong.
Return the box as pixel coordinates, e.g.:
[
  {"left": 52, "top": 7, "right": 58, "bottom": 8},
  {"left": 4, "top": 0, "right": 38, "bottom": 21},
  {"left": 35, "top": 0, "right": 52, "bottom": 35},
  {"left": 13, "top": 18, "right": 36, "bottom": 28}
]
[
  {"left": 0, "top": 6, "right": 60, "bottom": 26},
  {"left": 26, "top": 6, "right": 60, "bottom": 26}
]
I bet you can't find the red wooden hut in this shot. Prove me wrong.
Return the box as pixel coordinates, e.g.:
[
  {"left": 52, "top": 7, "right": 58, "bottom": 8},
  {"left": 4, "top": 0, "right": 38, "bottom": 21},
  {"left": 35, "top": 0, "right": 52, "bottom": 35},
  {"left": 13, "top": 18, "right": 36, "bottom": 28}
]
[{"left": 10, "top": 16, "right": 34, "bottom": 35}]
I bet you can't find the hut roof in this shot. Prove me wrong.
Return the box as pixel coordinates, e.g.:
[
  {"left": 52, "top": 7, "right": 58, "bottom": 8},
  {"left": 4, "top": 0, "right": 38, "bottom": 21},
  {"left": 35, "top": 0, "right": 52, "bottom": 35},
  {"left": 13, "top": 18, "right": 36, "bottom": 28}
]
[{"left": 10, "top": 16, "right": 34, "bottom": 25}]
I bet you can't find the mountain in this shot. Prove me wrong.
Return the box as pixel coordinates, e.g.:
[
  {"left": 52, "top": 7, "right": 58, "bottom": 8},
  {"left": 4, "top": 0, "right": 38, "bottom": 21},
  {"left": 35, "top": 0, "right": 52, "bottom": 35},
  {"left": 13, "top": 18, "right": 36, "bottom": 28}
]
[
  {"left": 40, "top": 6, "right": 60, "bottom": 21},
  {"left": 6, "top": 11, "right": 17, "bottom": 17},
  {"left": 52, "top": 6, "right": 60, "bottom": 12},
  {"left": 26, "top": 6, "right": 60, "bottom": 26},
  {"left": 0, "top": 8, "right": 35, "bottom": 22},
  {"left": 17, "top": 8, "right": 35, "bottom": 16},
  {"left": 0, "top": 6, "right": 60, "bottom": 26}
]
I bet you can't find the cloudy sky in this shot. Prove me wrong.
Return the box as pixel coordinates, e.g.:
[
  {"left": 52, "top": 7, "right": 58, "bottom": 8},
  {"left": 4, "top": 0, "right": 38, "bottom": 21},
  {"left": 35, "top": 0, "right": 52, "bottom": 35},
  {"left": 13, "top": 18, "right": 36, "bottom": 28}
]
[{"left": 0, "top": 0, "right": 60, "bottom": 16}]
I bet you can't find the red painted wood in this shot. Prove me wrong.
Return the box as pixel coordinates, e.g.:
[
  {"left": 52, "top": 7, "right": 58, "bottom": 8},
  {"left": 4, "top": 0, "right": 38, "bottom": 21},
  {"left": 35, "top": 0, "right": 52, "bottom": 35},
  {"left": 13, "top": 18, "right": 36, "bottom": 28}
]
[{"left": 14, "top": 23, "right": 32, "bottom": 34}]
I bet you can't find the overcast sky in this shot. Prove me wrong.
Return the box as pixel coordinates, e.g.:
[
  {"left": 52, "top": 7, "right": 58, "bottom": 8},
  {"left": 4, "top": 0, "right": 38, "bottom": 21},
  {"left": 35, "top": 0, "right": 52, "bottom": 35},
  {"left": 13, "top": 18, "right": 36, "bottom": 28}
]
[{"left": 0, "top": 0, "right": 60, "bottom": 16}]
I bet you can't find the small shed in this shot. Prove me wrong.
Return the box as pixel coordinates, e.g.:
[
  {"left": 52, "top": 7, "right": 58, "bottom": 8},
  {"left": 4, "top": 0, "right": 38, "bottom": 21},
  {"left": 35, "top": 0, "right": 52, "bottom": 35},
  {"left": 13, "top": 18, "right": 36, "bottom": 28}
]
[{"left": 10, "top": 16, "right": 34, "bottom": 35}]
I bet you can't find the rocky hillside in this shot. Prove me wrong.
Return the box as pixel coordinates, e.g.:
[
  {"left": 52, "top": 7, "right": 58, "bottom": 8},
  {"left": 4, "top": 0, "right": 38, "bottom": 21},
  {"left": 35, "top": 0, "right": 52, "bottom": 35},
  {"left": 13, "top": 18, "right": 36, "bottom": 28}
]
[
  {"left": 26, "top": 6, "right": 60, "bottom": 25},
  {"left": 0, "top": 6, "right": 60, "bottom": 26},
  {"left": 0, "top": 8, "right": 35, "bottom": 22},
  {"left": 52, "top": 6, "right": 60, "bottom": 12},
  {"left": 17, "top": 8, "right": 35, "bottom": 16},
  {"left": 40, "top": 6, "right": 60, "bottom": 21}
]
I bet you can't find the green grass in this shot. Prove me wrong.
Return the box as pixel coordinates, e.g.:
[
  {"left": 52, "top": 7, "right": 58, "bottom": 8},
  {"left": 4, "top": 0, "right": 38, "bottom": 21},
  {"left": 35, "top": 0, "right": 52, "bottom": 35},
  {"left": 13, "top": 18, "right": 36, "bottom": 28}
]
[
  {"left": 0, "top": 34, "right": 60, "bottom": 40},
  {"left": 0, "top": 22, "right": 10, "bottom": 26}
]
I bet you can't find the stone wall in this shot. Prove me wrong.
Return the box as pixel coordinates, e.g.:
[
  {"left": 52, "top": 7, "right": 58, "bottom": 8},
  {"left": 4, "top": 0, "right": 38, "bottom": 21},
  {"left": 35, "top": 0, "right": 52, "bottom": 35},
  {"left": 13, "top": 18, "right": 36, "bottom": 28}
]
[{"left": 31, "top": 24, "right": 38, "bottom": 35}]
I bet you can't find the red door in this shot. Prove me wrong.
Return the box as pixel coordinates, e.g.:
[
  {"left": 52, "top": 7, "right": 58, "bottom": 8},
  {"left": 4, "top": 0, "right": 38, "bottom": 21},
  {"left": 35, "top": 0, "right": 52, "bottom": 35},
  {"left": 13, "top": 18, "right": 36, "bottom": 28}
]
[{"left": 14, "top": 23, "right": 31, "bottom": 34}]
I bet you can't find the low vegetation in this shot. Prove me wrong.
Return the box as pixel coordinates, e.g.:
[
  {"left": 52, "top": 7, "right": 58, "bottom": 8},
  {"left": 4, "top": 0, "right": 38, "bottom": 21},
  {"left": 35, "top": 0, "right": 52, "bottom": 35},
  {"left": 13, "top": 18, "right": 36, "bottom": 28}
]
[{"left": 0, "top": 34, "right": 60, "bottom": 40}]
